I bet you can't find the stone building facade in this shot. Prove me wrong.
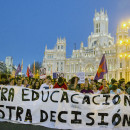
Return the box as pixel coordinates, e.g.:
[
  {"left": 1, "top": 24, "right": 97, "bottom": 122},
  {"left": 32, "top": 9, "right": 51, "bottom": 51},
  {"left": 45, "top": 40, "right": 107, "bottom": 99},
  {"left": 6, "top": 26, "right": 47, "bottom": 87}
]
[{"left": 42, "top": 9, "right": 130, "bottom": 82}]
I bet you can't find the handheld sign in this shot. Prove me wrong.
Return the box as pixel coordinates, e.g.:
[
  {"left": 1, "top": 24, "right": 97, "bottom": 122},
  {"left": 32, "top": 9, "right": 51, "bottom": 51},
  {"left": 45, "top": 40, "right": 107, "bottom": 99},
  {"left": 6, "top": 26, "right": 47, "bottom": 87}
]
[{"left": 77, "top": 72, "right": 85, "bottom": 84}]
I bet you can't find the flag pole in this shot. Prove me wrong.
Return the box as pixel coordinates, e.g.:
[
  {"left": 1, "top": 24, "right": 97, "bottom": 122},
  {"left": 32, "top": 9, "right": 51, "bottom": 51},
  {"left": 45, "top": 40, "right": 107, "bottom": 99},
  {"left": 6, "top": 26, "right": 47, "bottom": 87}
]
[
  {"left": 33, "top": 60, "right": 35, "bottom": 78},
  {"left": 21, "top": 59, "right": 23, "bottom": 77}
]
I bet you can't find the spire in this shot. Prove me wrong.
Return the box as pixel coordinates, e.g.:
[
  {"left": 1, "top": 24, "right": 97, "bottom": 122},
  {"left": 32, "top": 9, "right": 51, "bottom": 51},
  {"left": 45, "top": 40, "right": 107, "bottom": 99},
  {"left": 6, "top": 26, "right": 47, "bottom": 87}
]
[
  {"left": 80, "top": 42, "right": 84, "bottom": 48},
  {"left": 100, "top": 8, "right": 102, "bottom": 13},
  {"left": 103, "top": 8, "right": 104, "bottom": 13},
  {"left": 95, "top": 9, "right": 97, "bottom": 15},
  {"left": 45, "top": 44, "right": 47, "bottom": 50},
  {"left": 105, "top": 10, "right": 107, "bottom": 16}
]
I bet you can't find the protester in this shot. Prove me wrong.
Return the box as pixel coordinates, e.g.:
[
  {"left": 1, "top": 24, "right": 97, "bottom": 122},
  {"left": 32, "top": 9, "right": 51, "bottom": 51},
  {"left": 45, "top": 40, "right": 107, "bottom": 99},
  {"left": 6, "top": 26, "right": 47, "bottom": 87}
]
[
  {"left": 68, "top": 76, "right": 80, "bottom": 91},
  {"left": 109, "top": 78, "right": 117, "bottom": 89},
  {"left": 23, "top": 78, "right": 30, "bottom": 88},
  {"left": 99, "top": 79, "right": 107, "bottom": 91},
  {"left": 126, "top": 81, "right": 130, "bottom": 95},
  {"left": 53, "top": 77, "right": 67, "bottom": 90},
  {"left": 17, "top": 77, "right": 22, "bottom": 86},
  {"left": 110, "top": 83, "right": 121, "bottom": 94},
  {"left": 119, "top": 79, "right": 126, "bottom": 94},
  {"left": 1, "top": 73, "right": 130, "bottom": 96},
  {"left": 92, "top": 84, "right": 100, "bottom": 94},
  {"left": 101, "top": 85, "right": 110, "bottom": 94},
  {"left": 39, "top": 76, "right": 53, "bottom": 90},
  {"left": 10, "top": 78, "right": 15, "bottom": 86},
  {"left": 80, "top": 78, "right": 93, "bottom": 94},
  {"left": 34, "top": 79, "right": 40, "bottom": 90}
]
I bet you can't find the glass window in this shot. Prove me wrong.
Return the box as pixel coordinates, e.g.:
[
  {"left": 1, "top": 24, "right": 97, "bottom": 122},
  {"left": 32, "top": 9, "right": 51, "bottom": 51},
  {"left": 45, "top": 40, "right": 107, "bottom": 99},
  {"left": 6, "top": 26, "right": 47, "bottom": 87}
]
[
  {"left": 120, "top": 72, "right": 122, "bottom": 79},
  {"left": 58, "top": 46, "right": 60, "bottom": 49},
  {"left": 120, "top": 63, "right": 122, "bottom": 68},
  {"left": 61, "top": 45, "right": 63, "bottom": 49}
]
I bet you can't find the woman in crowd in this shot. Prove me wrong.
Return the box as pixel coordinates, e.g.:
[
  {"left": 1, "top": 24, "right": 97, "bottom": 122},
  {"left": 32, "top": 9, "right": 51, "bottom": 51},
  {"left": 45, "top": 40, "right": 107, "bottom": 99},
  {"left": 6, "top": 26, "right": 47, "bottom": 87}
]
[
  {"left": 92, "top": 84, "right": 100, "bottom": 94},
  {"left": 34, "top": 80, "right": 40, "bottom": 90},
  {"left": 80, "top": 78, "right": 93, "bottom": 94}
]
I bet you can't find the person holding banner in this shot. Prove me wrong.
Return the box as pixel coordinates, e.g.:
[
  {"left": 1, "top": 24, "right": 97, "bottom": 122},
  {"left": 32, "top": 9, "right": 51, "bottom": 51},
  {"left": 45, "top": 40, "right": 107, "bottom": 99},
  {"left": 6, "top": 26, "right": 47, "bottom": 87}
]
[
  {"left": 99, "top": 79, "right": 107, "bottom": 91},
  {"left": 68, "top": 76, "right": 80, "bottom": 92},
  {"left": 92, "top": 84, "right": 100, "bottom": 94},
  {"left": 16, "top": 77, "right": 23, "bottom": 86},
  {"left": 110, "top": 83, "right": 121, "bottom": 94},
  {"left": 80, "top": 78, "right": 94, "bottom": 94},
  {"left": 119, "top": 79, "right": 127, "bottom": 94},
  {"left": 40, "top": 76, "right": 53, "bottom": 90},
  {"left": 101, "top": 85, "right": 110, "bottom": 94},
  {"left": 23, "top": 78, "right": 30, "bottom": 88},
  {"left": 34, "top": 79, "right": 40, "bottom": 89},
  {"left": 9, "top": 78, "right": 15, "bottom": 86},
  {"left": 53, "top": 77, "right": 67, "bottom": 90}
]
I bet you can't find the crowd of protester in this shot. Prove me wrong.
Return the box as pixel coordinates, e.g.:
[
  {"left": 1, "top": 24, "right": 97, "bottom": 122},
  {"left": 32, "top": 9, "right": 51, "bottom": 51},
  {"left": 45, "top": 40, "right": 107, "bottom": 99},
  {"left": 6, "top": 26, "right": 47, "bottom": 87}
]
[{"left": 0, "top": 74, "right": 130, "bottom": 95}]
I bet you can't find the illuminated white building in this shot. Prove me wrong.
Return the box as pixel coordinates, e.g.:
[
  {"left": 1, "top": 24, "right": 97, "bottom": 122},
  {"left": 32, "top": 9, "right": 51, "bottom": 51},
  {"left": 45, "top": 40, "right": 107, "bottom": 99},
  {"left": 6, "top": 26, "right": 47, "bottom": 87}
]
[{"left": 42, "top": 9, "right": 130, "bottom": 82}]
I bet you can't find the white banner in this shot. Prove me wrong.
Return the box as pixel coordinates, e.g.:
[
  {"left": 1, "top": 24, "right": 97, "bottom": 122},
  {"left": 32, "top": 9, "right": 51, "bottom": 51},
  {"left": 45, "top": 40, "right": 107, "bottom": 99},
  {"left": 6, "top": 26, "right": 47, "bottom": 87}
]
[{"left": 0, "top": 85, "right": 130, "bottom": 129}]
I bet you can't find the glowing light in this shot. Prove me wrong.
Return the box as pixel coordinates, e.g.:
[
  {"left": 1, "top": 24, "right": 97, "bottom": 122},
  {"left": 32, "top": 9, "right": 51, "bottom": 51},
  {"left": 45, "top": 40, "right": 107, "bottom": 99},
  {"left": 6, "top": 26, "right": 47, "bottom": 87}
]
[
  {"left": 119, "top": 54, "right": 123, "bottom": 57},
  {"left": 120, "top": 40, "right": 123, "bottom": 44},
  {"left": 124, "top": 54, "right": 127, "bottom": 57},
  {"left": 128, "top": 55, "right": 130, "bottom": 57},
  {"left": 123, "top": 23, "right": 126, "bottom": 27}
]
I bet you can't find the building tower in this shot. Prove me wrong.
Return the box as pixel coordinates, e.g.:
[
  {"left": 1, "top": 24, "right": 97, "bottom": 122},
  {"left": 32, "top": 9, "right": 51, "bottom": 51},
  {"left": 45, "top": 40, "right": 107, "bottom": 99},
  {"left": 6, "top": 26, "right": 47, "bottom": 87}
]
[
  {"left": 88, "top": 9, "right": 114, "bottom": 48},
  {"left": 116, "top": 23, "right": 130, "bottom": 82},
  {"left": 5, "top": 56, "right": 13, "bottom": 72},
  {"left": 56, "top": 37, "right": 66, "bottom": 72},
  {"left": 93, "top": 9, "right": 108, "bottom": 35}
]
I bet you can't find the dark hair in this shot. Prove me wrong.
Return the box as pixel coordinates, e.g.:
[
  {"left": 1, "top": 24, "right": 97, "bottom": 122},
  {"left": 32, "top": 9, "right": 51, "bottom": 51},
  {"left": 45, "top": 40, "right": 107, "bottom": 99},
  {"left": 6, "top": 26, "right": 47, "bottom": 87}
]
[
  {"left": 111, "top": 78, "right": 117, "bottom": 84},
  {"left": 1, "top": 74, "right": 7, "bottom": 79},
  {"left": 34, "top": 80, "right": 40, "bottom": 89},
  {"left": 46, "top": 76, "right": 52, "bottom": 80},
  {"left": 58, "top": 77, "right": 64, "bottom": 83},
  {"left": 111, "top": 84, "right": 118, "bottom": 90},
  {"left": 71, "top": 77, "right": 79, "bottom": 84}
]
